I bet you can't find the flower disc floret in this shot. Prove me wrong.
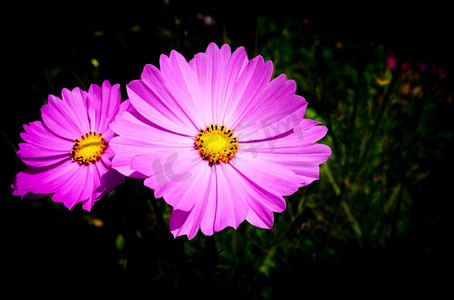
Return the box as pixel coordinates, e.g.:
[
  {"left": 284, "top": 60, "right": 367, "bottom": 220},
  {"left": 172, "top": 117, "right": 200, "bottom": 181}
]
[
  {"left": 194, "top": 124, "right": 239, "bottom": 165},
  {"left": 70, "top": 131, "right": 107, "bottom": 165}
]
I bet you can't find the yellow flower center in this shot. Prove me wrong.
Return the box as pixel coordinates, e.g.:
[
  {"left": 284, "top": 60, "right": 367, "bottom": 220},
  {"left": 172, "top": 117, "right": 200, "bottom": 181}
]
[
  {"left": 194, "top": 124, "right": 239, "bottom": 166},
  {"left": 70, "top": 131, "right": 107, "bottom": 165}
]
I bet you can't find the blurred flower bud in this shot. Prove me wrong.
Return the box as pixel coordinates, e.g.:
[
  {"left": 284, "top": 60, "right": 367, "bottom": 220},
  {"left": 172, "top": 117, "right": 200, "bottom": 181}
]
[{"left": 387, "top": 55, "right": 397, "bottom": 70}]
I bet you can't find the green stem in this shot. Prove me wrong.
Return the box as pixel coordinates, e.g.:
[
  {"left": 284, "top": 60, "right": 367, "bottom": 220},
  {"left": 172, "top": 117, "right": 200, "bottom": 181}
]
[
  {"left": 147, "top": 196, "right": 167, "bottom": 234},
  {"left": 345, "top": 65, "right": 363, "bottom": 169},
  {"left": 1, "top": 129, "right": 18, "bottom": 153},
  {"left": 317, "top": 186, "right": 344, "bottom": 262},
  {"left": 357, "top": 67, "right": 400, "bottom": 170},
  {"left": 389, "top": 64, "right": 430, "bottom": 243}
]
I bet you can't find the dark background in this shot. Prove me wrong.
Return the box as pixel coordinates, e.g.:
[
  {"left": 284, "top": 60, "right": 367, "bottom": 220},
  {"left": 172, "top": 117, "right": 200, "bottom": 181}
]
[{"left": 2, "top": 1, "right": 453, "bottom": 297}]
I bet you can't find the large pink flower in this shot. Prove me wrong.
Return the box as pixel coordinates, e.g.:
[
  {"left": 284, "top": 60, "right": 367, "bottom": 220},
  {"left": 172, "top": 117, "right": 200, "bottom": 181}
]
[
  {"left": 110, "top": 43, "right": 331, "bottom": 239},
  {"left": 12, "top": 80, "right": 126, "bottom": 211}
]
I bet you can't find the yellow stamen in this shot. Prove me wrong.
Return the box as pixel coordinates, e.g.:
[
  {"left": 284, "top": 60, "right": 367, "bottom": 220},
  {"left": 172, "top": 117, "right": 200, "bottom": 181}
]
[
  {"left": 70, "top": 131, "right": 107, "bottom": 165},
  {"left": 194, "top": 124, "right": 239, "bottom": 166}
]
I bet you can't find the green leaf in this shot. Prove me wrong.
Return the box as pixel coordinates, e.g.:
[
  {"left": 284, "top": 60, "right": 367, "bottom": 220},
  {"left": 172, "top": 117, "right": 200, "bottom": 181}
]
[{"left": 115, "top": 234, "right": 125, "bottom": 252}]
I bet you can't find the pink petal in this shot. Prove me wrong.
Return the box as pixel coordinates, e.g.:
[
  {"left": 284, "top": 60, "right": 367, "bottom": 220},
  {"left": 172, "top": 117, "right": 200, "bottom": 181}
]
[
  {"left": 188, "top": 43, "right": 249, "bottom": 126},
  {"left": 245, "top": 203, "right": 275, "bottom": 229},
  {"left": 127, "top": 64, "right": 197, "bottom": 136},
  {"left": 87, "top": 81, "right": 122, "bottom": 139},
  {"left": 109, "top": 137, "right": 151, "bottom": 178},
  {"left": 230, "top": 160, "right": 287, "bottom": 229},
  {"left": 17, "top": 143, "right": 69, "bottom": 167},
  {"left": 82, "top": 164, "right": 100, "bottom": 210},
  {"left": 231, "top": 151, "right": 301, "bottom": 197},
  {"left": 78, "top": 165, "right": 96, "bottom": 210},
  {"left": 223, "top": 55, "right": 274, "bottom": 128},
  {"left": 169, "top": 164, "right": 216, "bottom": 239},
  {"left": 61, "top": 87, "right": 90, "bottom": 133},
  {"left": 238, "top": 122, "right": 331, "bottom": 186},
  {"left": 230, "top": 162, "right": 287, "bottom": 214},
  {"left": 239, "top": 122, "right": 330, "bottom": 158},
  {"left": 281, "top": 122, "right": 329, "bottom": 148},
  {"left": 169, "top": 209, "right": 197, "bottom": 239},
  {"left": 213, "top": 163, "right": 249, "bottom": 231},
  {"left": 102, "top": 98, "right": 132, "bottom": 142},
  {"left": 109, "top": 109, "right": 194, "bottom": 178},
  {"left": 51, "top": 163, "right": 90, "bottom": 209},
  {"left": 289, "top": 162, "right": 321, "bottom": 186},
  {"left": 161, "top": 160, "right": 213, "bottom": 211},
  {"left": 99, "top": 81, "right": 121, "bottom": 132},
  {"left": 41, "top": 95, "right": 83, "bottom": 140},
  {"left": 194, "top": 167, "right": 218, "bottom": 237},
  {"left": 12, "top": 152, "right": 123, "bottom": 211},
  {"left": 168, "top": 160, "right": 286, "bottom": 239},
  {"left": 87, "top": 83, "right": 102, "bottom": 132},
  {"left": 17, "top": 121, "right": 72, "bottom": 167},
  {"left": 20, "top": 121, "right": 73, "bottom": 149},
  {"left": 242, "top": 143, "right": 331, "bottom": 164},
  {"left": 293, "top": 121, "right": 328, "bottom": 145},
  {"left": 233, "top": 75, "right": 308, "bottom": 142},
  {"left": 136, "top": 148, "right": 199, "bottom": 198},
  {"left": 12, "top": 160, "right": 76, "bottom": 199},
  {"left": 110, "top": 111, "right": 193, "bottom": 149},
  {"left": 82, "top": 160, "right": 124, "bottom": 211},
  {"left": 159, "top": 50, "right": 206, "bottom": 128},
  {"left": 212, "top": 45, "right": 250, "bottom": 125}
]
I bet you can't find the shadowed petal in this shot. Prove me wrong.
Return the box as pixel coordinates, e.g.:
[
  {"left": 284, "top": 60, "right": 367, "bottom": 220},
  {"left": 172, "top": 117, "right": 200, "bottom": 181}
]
[
  {"left": 169, "top": 166, "right": 216, "bottom": 239},
  {"left": 213, "top": 163, "right": 250, "bottom": 232},
  {"left": 17, "top": 121, "right": 72, "bottom": 167},
  {"left": 138, "top": 148, "right": 200, "bottom": 199},
  {"left": 12, "top": 160, "right": 76, "bottom": 199},
  {"left": 239, "top": 122, "right": 331, "bottom": 186},
  {"left": 232, "top": 152, "right": 301, "bottom": 197},
  {"left": 233, "top": 75, "right": 307, "bottom": 142},
  {"left": 127, "top": 64, "right": 197, "bottom": 136},
  {"left": 109, "top": 109, "right": 194, "bottom": 178}
]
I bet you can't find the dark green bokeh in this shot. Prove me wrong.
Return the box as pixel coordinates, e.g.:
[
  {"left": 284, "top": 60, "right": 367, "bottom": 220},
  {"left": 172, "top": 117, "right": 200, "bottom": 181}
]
[{"left": 2, "top": 1, "right": 453, "bottom": 297}]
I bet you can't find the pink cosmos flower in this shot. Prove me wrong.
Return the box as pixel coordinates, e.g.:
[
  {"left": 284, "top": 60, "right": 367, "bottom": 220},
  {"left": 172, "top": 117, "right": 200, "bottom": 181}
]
[
  {"left": 110, "top": 43, "right": 331, "bottom": 239},
  {"left": 12, "top": 80, "right": 126, "bottom": 211}
]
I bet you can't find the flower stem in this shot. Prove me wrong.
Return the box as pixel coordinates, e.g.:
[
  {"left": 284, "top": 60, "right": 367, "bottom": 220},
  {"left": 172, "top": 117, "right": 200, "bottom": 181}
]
[
  {"left": 357, "top": 66, "right": 401, "bottom": 169},
  {"left": 317, "top": 187, "right": 344, "bottom": 262},
  {"left": 148, "top": 196, "right": 167, "bottom": 234}
]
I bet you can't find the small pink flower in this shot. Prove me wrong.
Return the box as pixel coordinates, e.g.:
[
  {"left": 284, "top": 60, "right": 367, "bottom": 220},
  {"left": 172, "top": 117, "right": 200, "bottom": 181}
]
[
  {"left": 12, "top": 81, "right": 126, "bottom": 211},
  {"left": 110, "top": 43, "right": 331, "bottom": 239},
  {"left": 387, "top": 54, "right": 397, "bottom": 70},
  {"left": 437, "top": 66, "right": 448, "bottom": 80},
  {"left": 417, "top": 61, "right": 427, "bottom": 73},
  {"left": 401, "top": 61, "right": 412, "bottom": 71}
]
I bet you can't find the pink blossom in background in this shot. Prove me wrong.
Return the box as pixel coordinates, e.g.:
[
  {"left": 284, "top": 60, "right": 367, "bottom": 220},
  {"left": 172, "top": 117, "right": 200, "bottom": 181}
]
[
  {"left": 110, "top": 43, "right": 331, "bottom": 239},
  {"left": 417, "top": 61, "right": 427, "bottom": 73},
  {"left": 438, "top": 66, "right": 448, "bottom": 80},
  {"left": 387, "top": 54, "right": 397, "bottom": 70},
  {"left": 12, "top": 81, "right": 126, "bottom": 211}
]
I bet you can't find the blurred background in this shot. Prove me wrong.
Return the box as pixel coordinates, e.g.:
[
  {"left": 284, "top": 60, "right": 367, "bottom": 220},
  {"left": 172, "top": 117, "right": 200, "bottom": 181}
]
[{"left": 2, "top": 1, "right": 453, "bottom": 297}]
